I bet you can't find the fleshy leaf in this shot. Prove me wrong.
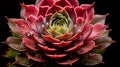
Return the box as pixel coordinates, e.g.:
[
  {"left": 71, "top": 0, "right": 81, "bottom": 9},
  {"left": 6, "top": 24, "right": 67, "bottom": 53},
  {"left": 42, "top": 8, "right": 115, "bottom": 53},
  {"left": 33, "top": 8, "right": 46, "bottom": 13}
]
[
  {"left": 75, "top": 6, "right": 86, "bottom": 19},
  {"left": 38, "top": 44, "right": 57, "bottom": 52},
  {"left": 15, "top": 19, "right": 31, "bottom": 36},
  {"left": 64, "top": 6, "right": 76, "bottom": 24},
  {"left": 77, "top": 41, "right": 95, "bottom": 54},
  {"left": 45, "top": 53, "right": 67, "bottom": 59},
  {"left": 56, "top": 57, "right": 79, "bottom": 65},
  {"left": 87, "top": 23, "right": 107, "bottom": 40},
  {"left": 26, "top": 51, "right": 48, "bottom": 62},
  {"left": 22, "top": 38, "right": 39, "bottom": 51},
  {"left": 81, "top": 24, "right": 93, "bottom": 40},
  {"left": 46, "top": 4, "right": 62, "bottom": 14},
  {"left": 37, "top": 0, "right": 55, "bottom": 7},
  {"left": 20, "top": 4, "right": 39, "bottom": 19},
  {"left": 53, "top": 41, "right": 71, "bottom": 47},
  {"left": 42, "top": 35, "right": 60, "bottom": 43},
  {"left": 15, "top": 55, "right": 32, "bottom": 66},
  {"left": 67, "top": 0, "right": 79, "bottom": 7},
  {"left": 6, "top": 17, "right": 19, "bottom": 33},
  {"left": 55, "top": 0, "right": 71, "bottom": 7},
  {"left": 91, "top": 14, "right": 109, "bottom": 24},
  {"left": 65, "top": 41, "right": 83, "bottom": 52},
  {"left": 95, "top": 36, "right": 114, "bottom": 50},
  {"left": 27, "top": 15, "right": 38, "bottom": 32},
  {"left": 4, "top": 48, "right": 21, "bottom": 59},
  {"left": 5, "top": 37, "right": 27, "bottom": 51},
  {"left": 81, "top": 53, "right": 103, "bottom": 66},
  {"left": 38, "top": 6, "right": 49, "bottom": 17},
  {"left": 80, "top": 3, "right": 95, "bottom": 23}
]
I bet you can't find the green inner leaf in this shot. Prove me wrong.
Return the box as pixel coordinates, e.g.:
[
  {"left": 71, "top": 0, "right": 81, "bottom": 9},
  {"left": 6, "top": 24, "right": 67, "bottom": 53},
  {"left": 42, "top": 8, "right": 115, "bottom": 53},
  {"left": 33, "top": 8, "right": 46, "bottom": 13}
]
[{"left": 48, "top": 12, "right": 72, "bottom": 37}]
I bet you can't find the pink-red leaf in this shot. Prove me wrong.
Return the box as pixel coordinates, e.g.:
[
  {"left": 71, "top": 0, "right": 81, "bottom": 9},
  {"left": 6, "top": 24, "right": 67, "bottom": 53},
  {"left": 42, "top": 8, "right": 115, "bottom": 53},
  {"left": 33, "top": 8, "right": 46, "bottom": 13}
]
[
  {"left": 67, "top": 0, "right": 79, "bottom": 7},
  {"left": 15, "top": 19, "right": 31, "bottom": 36},
  {"left": 53, "top": 41, "right": 71, "bottom": 47},
  {"left": 45, "top": 53, "right": 67, "bottom": 59},
  {"left": 65, "top": 41, "right": 83, "bottom": 52},
  {"left": 26, "top": 51, "right": 47, "bottom": 62},
  {"left": 38, "top": 0, "right": 55, "bottom": 6},
  {"left": 22, "top": 38, "right": 38, "bottom": 51},
  {"left": 56, "top": 57, "right": 79, "bottom": 65},
  {"left": 20, "top": 4, "right": 39, "bottom": 19},
  {"left": 87, "top": 23, "right": 107, "bottom": 40},
  {"left": 77, "top": 41, "right": 95, "bottom": 54},
  {"left": 38, "top": 44, "right": 57, "bottom": 52},
  {"left": 55, "top": 0, "right": 71, "bottom": 7}
]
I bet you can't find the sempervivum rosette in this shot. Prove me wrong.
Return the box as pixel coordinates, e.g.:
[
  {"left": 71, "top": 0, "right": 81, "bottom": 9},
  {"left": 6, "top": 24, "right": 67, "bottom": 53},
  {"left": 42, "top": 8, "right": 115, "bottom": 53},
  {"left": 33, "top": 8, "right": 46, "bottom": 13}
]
[{"left": 3, "top": 0, "right": 114, "bottom": 66}]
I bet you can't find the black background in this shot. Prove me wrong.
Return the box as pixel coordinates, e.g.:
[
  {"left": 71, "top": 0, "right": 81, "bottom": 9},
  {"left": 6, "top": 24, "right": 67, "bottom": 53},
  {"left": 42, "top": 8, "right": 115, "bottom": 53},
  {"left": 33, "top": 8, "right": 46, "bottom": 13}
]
[{"left": 0, "top": 0, "right": 119, "bottom": 67}]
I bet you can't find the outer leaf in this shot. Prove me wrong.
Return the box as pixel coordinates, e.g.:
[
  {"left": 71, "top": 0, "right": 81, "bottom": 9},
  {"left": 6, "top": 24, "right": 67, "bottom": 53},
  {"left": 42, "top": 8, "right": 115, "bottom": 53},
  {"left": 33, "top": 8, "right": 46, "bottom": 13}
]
[
  {"left": 15, "top": 55, "right": 32, "bottom": 66},
  {"left": 87, "top": 23, "right": 107, "bottom": 40},
  {"left": 37, "top": 0, "right": 55, "bottom": 7},
  {"left": 91, "top": 14, "right": 108, "bottom": 24},
  {"left": 55, "top": 0, "right": 71, "bottom": 7},
  {"left": 95, "top": 36, "right": 114, "bottom": 50},
  {"left": 5, "top": 37, "right": 27, "bottom": 51},
  {"left": 77, "top": 41, "right": 95, "bottom": 54},
  {"left": 20, "top": 4, "right": 39, "bottom": 19},
  {"left": 4, "top": 48, "right": 21, "bottom": 59},
  {"left": 15, "top": 19, "right": 32, "bottom": 36},
  {"left": 67, "top": 0, "right": 79, "bottom": 7},
  {"left": 6, "top": 17, "right": 19, "bottom": 33},
  {"left": 22, "top": 38, "right": 39, "bottom": 51},
  {"left": 81, "top": 53, "right": 103, "bottom": 66}
]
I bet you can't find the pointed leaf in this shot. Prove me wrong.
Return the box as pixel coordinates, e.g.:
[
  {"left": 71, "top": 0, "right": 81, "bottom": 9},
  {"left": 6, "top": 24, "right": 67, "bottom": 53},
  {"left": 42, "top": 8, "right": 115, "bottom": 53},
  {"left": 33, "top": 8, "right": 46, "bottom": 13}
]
[
  {"left": 6, "top": 17, "right": 19, "bottom": 33},
  {"left": 15, "top": 55, "right": 32, "bottom": 66},
  {"left": 27, "top": 15, "right": 38, "bottom": 32},
  {"left": 15, "top": 19, "right": 31, "bottom": 36},
  {"left": 65, "top": 41, "right": 83, "bottom": 52},
  {"left": 77, "top": 41, "right": 95, "bottom": 54},
  {"left": 38, "top": 6, "right": 49, "bottom": 17},
  {"left": 87, "top": 23, "right": 107, "bottom": 40},
  {"left": 95, "top": 36, "right": 114, "bottom": 49},
  {"left": 45, "top": 53, "right": 67, "bottom": 59},
  {"left": 20, "top": 4, "right": 39, "bottom": 19},
  {"left": 65, "top": 6, "right": 76, "bottom": 24},
  {"left": 46, "top": 4, "right": 62, "bottom": 14},
  {"left": 38, "top": 44, "right": 57, "bottom": 52},
  {"left": 56, "top": 57, "right": 79, "bottom": 65},
  {"left": 55, "top": 0, "right": 71, "bottom": 7},
  {"left": 37, "top": 0, "right": 55, "bottom": 7},
  {"left": 26, "top": 51, "right": 48, "bottom": 62},
  {"left": 5, "top": 37, "right": 27, "bottom": 51},
  {"left": 53, "top": 41, "right": 71, "bottom": 47},
  {"left": 22, "top": 38, "right": 39, "bottom": 51},
  {"left": 42, "top": 35, "right": 60, "bottom": 43},
  {"left": 91, "top": 14, "right": 109, "bottom": 24},
  {"left": 67, "top": 0, "right": 79, "bottom": 7},
  {"left": 80, "top": 3, "right": 95, "bottom": 23},
  {"left": 81, "top": 53, "right": 103, "bottom": 66}
]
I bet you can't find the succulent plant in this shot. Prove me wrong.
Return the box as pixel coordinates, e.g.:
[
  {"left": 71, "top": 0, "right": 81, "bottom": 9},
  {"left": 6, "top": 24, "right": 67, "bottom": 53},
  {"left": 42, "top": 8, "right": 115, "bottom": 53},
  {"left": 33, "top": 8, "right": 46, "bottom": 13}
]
[{"left": 3, "top": 0, "right": 114, "bottom": 67}]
